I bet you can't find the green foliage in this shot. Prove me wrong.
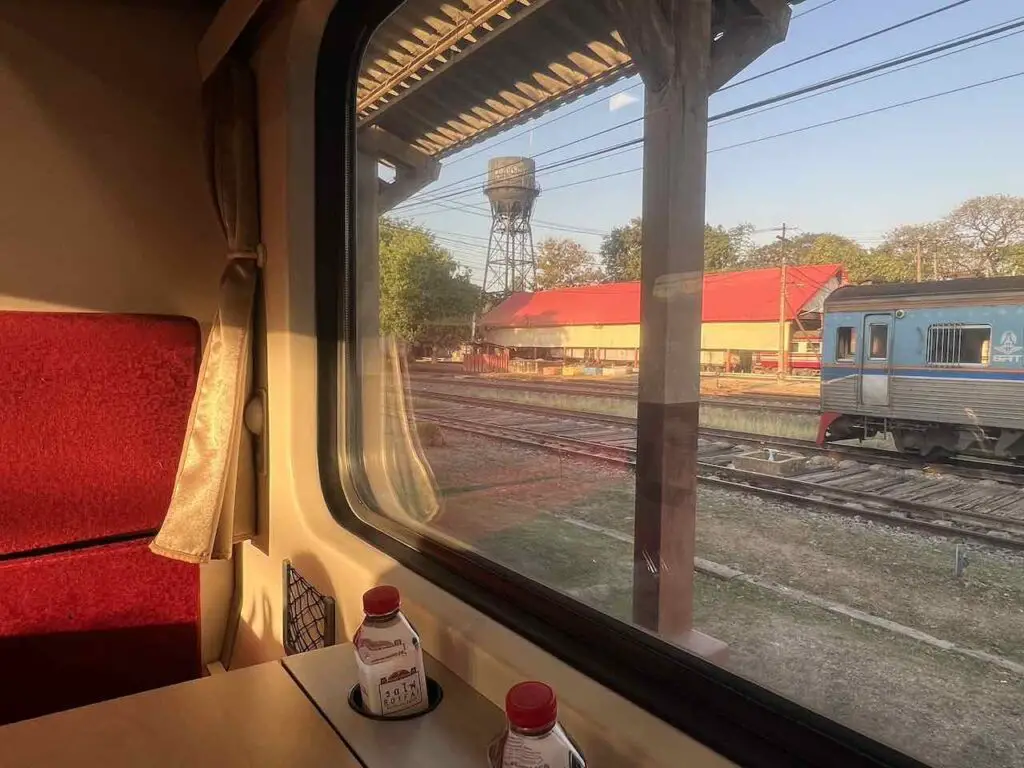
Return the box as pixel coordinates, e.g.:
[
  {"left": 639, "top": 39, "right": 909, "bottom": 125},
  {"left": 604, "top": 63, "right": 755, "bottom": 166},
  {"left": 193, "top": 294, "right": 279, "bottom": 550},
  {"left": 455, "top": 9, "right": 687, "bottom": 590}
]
[
  {"left": 599, "top": 218, "right": 756, "bottom": 278},
  {"left": 944, "top": 194, "right": 1024, "bottom": 277},
  {"left": 599, "top": 217, "right": 642, "bottom": 281},
  {"left": 705, "top": 223, "right": 755, "bottom": 272},
  {"left": 595, "top": 195, "right": 1024, "bottom": 286},
  {"left": 747, "top": 232, "right": 864, "bottom": 270},
  {"left": 379, "top": 217, "right": 479, "bottom": 349},
  {"left": 535, "top": 237, "right": 604, "bottom": 289}
]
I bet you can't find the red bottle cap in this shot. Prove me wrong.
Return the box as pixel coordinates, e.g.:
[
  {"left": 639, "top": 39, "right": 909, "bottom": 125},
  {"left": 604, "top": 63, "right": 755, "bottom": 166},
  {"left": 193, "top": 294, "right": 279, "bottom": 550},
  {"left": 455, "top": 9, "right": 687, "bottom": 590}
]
[
  {"left": 362, "top": 585, "right": 400, "bottom": 616},
  {"left": 506, "top": 681, "right": 557, "bottom": 731}
]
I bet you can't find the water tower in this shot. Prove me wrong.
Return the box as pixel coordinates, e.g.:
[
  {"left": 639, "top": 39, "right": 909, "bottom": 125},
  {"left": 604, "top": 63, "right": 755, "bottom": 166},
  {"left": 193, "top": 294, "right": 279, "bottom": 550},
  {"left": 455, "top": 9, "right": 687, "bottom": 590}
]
[{"left": 482, "top": 157, "right": 540, "bottom": 296}]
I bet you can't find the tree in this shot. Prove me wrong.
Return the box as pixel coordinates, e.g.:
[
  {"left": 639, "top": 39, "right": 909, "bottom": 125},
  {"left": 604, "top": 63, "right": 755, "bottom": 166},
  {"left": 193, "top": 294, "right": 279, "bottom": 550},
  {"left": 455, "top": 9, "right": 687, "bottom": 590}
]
[
  {"left": 379, "top": 218, "right": 479, "bottom": 353},
  {"left": 747, "top": 232, "right": 866, "bottom": 271},
  {"left": 535, "top": 237, "right": 604, "bottom": 289},
  {"left": 600, "top": 217, "right": 642, "bottom": 281},
  {"left": 600, "top": 217, "right": 756, "bottom": 279},
  {"left": 871, "top": 223, "right": 957, "bottom": 282},
  {"left": 944, "top": 194, "right": 1024, "bottom": 277},
  {"left": 705, "top": 223, "right": 755, "bottom": 272}
]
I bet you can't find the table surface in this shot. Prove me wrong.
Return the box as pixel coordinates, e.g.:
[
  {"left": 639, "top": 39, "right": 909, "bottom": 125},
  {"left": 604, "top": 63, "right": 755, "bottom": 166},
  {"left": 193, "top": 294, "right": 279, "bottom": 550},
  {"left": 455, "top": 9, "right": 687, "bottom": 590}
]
[
  {"left": 0, "top": 661, "right": 362, "bottom": 767},
  {"left": 284, "top": 643, "right": 508, "bottom": 768}
]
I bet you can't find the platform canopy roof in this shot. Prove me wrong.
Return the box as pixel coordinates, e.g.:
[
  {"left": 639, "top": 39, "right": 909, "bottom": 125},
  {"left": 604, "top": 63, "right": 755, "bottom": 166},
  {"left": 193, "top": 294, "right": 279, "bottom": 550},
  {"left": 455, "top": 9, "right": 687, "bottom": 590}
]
[
  {"left": 480, "top": 264, "right": 845, "bottom": 327},
  {"left": 359, "top": 0, "right": 802, "bottom": 159}
]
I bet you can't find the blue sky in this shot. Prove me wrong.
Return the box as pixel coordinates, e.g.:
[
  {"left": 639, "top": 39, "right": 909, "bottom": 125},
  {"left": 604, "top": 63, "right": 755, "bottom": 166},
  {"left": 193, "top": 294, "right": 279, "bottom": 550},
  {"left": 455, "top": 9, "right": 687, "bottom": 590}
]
[{"left": 386, "top": 0, "right": 1024, "bottom": 279}]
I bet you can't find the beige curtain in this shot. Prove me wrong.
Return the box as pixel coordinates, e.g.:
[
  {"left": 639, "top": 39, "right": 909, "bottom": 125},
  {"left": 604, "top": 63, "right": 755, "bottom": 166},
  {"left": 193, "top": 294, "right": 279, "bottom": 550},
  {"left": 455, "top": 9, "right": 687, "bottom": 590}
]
[
  {"left": 151, "top": 58, "right": 260, "bottom": 564},
  {"left": 380, "top": 338, "right": 441, "bottom": 524}
]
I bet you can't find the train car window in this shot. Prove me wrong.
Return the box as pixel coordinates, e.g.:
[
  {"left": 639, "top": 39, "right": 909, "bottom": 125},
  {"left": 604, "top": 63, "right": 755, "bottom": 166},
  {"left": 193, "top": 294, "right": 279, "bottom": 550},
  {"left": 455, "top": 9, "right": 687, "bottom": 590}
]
[
  {"left": 836, "top": 327, "right": 856, "bottom": 361},
  {"left": 927, "top": 325, "right": 991, "bottom": 366},
  {"left": 868, "top": 324, "right": 888, "bottom": 360},
  {"left": 318, "top": 2, "right": 1024, "bottom": 767}
]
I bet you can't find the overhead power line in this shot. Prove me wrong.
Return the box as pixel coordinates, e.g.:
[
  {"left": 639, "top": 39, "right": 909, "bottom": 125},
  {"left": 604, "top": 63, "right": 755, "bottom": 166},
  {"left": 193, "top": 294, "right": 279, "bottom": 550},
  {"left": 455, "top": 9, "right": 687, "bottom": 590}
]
[
  {"left": 527, "top": 67, "right": 1024, "bottom": 196},
  {"left": 396, "top": 17, "right": 1021, "bottom": 214},
  {"left": 445, "top": 82, "right": 643, "bottom": 168},
  {"left": 710, "top": 69, "right": 1024, "bottom": 153},
  {"left": 713, "top": 22, "right": 1024, "bottom": 127},
  {"left": 720, "top": 0, "right": 978, "bottom": 91},
  {"left": 713, "top": 16, "right": 1024, "bottom": 120},
  {"left": 402, "top": 0, "right": 979, "bottom": 205},
  {"left": 444, "top": 0, "right": 843, "bottom": 168},
  {"left": 792, "top": 0, "right": 841, "bottom": 21}
]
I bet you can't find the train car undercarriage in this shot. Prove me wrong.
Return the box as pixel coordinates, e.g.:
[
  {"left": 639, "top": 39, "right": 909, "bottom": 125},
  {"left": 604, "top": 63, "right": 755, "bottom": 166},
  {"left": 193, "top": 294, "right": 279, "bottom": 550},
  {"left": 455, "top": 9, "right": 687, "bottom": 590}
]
[{"left": 820, "top": 413, "right": 1024, "bottom": 462}]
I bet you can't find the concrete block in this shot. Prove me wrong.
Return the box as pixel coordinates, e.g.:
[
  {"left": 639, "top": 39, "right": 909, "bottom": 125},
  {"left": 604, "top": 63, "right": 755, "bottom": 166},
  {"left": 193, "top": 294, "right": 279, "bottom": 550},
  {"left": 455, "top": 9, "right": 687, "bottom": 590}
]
[{"left": 733, "top": 449, "right": 808, "bottom": 477}]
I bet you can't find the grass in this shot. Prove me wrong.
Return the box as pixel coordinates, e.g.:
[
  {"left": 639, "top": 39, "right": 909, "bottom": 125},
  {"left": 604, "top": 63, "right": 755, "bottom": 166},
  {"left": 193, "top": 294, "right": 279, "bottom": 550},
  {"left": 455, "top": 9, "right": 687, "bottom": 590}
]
[
  {"left": 475, "top": 510, "right": 1024, "bottom": 768},
  {"left": 427, "top": 432, "right": 1024, "bottom": 768}
]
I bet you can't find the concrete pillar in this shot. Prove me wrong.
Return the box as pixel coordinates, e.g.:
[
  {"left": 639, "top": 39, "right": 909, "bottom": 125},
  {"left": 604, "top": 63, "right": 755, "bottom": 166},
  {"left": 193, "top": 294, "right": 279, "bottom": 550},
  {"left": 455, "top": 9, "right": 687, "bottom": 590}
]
[
  {"left": 622, "top": 0, "right": 712, "bottom": 644},
  {"left": 601, "top": 0, "right": 789, "bottom": 655}
]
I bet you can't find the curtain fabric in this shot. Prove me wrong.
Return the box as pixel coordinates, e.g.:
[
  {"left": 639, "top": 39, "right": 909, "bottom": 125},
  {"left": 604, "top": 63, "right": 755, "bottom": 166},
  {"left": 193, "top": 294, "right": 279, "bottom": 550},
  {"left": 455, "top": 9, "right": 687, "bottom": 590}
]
[
  {"left": 151, "top": 58, "right": 260, "bottom": 564},
  {"left": 381, "top": 338, "right": 441, "bottom": 525}
]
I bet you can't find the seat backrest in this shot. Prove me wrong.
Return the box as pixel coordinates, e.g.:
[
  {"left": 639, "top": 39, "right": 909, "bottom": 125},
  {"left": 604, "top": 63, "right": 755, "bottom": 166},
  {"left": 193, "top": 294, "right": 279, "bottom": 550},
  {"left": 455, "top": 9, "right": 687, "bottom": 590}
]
[
  {"left": 0, "top": 312, "right": 200, "bottom": 556},
  {"left": 0, "top": 312, "right": 203, "bottom": 724}
]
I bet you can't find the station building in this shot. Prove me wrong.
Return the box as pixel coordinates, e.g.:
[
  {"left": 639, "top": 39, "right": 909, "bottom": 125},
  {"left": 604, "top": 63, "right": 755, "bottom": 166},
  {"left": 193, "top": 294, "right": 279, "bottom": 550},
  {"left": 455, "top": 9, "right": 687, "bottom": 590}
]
[{"left": 478, "top": 264, "right": 845, "bottom": 371}]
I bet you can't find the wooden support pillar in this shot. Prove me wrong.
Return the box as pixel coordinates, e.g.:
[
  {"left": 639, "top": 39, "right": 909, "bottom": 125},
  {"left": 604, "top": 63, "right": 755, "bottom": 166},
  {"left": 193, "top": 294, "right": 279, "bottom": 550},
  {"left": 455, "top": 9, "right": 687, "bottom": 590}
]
[
  {"left": 601, "top": 0, "right": 790, "bottom": 656},
  {"left": 629, "top": 0, "right": 711, "bottom": 641}
]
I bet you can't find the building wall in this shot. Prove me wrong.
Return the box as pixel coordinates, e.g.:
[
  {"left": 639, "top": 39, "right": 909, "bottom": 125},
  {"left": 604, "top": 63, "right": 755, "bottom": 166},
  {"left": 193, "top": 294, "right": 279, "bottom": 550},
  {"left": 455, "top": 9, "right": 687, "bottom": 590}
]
[
  {"left": 486, "top": 324, "right": 640, "bottom": 349},
  {"left": 702, "top": 321, "right": 781, "bottom": 350},
  {"left": 485, "top": 321, "right": 787, "bottom": 352}
]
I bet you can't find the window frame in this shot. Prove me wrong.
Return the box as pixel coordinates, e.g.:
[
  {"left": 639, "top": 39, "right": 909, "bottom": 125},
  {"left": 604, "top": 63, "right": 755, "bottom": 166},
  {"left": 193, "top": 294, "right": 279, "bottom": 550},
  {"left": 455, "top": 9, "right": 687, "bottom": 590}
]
[
  {"left": 836, "top": 326, "right": 856, "bottom": 362},
  {"left": 926, "top": 323, "right": 992, "bottom": 367},
  {"left": 867, "top": 323, "right": 889, "bottom": 362},
  {"left": 314, "top": 4, "right": 929, "bottom": 767}
]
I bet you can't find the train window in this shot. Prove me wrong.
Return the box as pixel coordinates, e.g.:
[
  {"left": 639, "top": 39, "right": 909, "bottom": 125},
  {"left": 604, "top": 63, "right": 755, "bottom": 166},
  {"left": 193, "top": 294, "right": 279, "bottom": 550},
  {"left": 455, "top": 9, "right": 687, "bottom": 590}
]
[
  {"left": 868, "top": 324, "right": 888, "bottom": 360},
  {"left": 836, "top": 327, "right": 856, "bottom": 361},
  {"left": 319, "top": 2, "right": 1024, "bottom": 766},
  {"left": 927, "top": 325, "right": 991, "bottom": 366}
]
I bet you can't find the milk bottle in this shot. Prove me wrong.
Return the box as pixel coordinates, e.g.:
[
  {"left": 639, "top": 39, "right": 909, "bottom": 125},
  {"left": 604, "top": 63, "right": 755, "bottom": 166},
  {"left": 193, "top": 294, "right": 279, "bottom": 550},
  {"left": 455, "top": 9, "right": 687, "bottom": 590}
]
[
  {"left": 488, "top": 681, "right": 586, "bottom": 768},
  {"left": 353, "top": 585, "right": 429, "bottom": 717}
]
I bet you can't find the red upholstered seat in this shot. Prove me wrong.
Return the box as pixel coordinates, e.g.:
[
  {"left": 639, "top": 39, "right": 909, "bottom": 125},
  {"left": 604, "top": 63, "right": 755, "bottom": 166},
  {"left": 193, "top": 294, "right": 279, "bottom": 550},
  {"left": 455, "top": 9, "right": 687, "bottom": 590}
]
[
  {"left": 0, "top": 312, "right": 202, "bottom": 724},
  {"left": 0, "top": 312, "right": 199, "bottom": 555},
  {"left": 0, "top": 541, "right": 201, "bottom": 724}
]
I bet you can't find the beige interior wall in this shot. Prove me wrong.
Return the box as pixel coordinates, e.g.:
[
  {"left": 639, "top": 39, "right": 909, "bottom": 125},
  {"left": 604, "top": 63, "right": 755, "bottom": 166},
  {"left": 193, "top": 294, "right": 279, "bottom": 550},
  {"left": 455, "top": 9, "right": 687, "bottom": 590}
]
[
  {"left": 234, "top": 2, "right": 733, "bottom": 765},
  {"left": 0, "top": 1, "right": 225, "bottom": 319},
  {"left": 0, "top": 0, "right": 232, "bottom": 665}
]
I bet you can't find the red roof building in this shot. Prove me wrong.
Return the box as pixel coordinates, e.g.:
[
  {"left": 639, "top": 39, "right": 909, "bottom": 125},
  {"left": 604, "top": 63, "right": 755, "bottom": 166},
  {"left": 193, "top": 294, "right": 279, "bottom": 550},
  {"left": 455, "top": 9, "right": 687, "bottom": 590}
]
[
  {"left": 478, "top": 264, "right": 845, "bottom": 369},
  {"left": 480, "top": 264, "right": 846, "bottom": 329}
]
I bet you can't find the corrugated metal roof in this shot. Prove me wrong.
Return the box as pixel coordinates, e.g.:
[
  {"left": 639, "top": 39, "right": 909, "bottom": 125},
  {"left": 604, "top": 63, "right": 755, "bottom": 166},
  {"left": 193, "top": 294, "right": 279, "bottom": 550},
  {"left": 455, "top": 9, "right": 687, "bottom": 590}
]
[
  {"left": 480, "top": 264, "right": 845, "bottom": 327},
  {"left": 826, "top": 275, "right": 1024, "bottom": 305},
  {"left": 360, "top": 0, "right": 798, "bottom": 159}
]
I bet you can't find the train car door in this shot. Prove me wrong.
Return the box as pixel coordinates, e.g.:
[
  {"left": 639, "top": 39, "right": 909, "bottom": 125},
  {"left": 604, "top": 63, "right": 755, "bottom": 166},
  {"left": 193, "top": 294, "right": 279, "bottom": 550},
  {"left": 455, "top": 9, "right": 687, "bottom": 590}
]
[{"left": 859, "top": 313, "right": 893, "bottom": 407}]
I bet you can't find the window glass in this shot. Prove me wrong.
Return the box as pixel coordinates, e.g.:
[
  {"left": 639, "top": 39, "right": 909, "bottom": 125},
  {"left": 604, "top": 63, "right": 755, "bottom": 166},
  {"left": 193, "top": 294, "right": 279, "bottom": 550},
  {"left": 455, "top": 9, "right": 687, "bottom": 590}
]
[
  {"left": 927, "top": 325, "right": 991, "bottom": 366},
  {"left": 868, "top": 324, "right": 888, "bottom": 360},
  {"left": 345, "top": 3, "right": 1024, "bottom": 767},
  {"left": 836, "top": 327, "right": 856, "bottom": 361}
]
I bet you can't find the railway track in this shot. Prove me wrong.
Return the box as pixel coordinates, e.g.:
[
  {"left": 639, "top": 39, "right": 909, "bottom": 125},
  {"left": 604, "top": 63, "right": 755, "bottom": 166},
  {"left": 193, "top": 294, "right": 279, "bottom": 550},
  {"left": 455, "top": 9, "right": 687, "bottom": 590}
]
[
  {"left": 411, "top": 375, "right": 819, "bottom": 413},
  {"left": 413, "top": 393, "right": 1024, "bottom": 550}
]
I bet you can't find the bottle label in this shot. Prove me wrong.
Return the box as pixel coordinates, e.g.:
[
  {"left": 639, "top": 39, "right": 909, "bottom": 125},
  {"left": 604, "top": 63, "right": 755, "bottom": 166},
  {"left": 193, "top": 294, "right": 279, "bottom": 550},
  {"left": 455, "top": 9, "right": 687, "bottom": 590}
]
[
  {"left": 353, "top": 613, "right": 429, "bottom": 717},
  {"left": 378, "top": 666, "right": 425, "bottom": 715},
  {"left": 500, "top": 729, "right": 585, "bottom": 768},
  {"left": 356, "top": 633, "right": 410, "bottom": 665}
]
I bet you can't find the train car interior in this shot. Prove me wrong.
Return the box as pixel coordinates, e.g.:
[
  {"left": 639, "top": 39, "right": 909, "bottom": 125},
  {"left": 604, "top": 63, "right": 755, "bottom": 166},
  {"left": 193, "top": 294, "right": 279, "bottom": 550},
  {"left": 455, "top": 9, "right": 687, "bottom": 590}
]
[{"left": 1, "top": 1, "right": 1020, "bottom": 767}]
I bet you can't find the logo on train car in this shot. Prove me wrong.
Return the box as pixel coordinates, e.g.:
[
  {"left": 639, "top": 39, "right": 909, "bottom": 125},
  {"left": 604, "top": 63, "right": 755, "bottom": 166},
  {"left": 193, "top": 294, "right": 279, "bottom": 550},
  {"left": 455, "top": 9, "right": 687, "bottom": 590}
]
[{"left": 993, "top": 330, "right": 1023, "bottom": 362}]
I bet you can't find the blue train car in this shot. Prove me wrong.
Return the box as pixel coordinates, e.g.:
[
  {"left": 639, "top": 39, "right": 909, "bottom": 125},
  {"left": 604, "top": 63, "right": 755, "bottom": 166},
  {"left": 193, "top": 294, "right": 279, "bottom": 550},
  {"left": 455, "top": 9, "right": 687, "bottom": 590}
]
[{"left": 819, "top": 277, "right": 1024, "bottom": 461}]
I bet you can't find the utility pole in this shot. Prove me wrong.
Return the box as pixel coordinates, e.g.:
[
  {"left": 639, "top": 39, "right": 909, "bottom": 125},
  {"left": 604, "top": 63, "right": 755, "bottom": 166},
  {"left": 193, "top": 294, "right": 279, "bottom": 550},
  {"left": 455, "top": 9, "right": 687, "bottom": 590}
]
[
  {"left": 916, "top": 239, "right": 923, "bottom": 282},
  {"left": 777, "top": 223, "right": 789, "bottom": 380}
]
